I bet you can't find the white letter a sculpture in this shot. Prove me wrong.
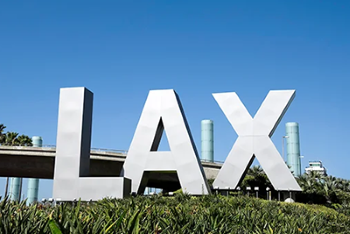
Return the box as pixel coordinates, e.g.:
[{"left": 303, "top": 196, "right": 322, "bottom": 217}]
[
  {"left": 213, "top": 90, "right": 301, "bottom": 191},
  {"left": 123, "top": 90, "right": 210, "bottom": 195}
]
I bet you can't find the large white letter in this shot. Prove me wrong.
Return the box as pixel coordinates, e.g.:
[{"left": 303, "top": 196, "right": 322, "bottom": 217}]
[
  {"left": 53, "top": 87, "right": 130, "bottom": 201},
  {"left": 123, "top": 90, "right": 210, "bottom": 195},
  {"left": 213, "top": 90, "right": 301, "bottom": 191}
]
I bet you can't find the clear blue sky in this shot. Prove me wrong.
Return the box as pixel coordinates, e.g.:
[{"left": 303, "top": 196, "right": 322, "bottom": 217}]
[{"left": 0, "top": 1, "right": 349, "bottom": 199}]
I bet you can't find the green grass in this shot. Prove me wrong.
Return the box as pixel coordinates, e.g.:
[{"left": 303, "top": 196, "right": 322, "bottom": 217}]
[{"left": 0, "top": 195, "right": 349, "bottom": 233}]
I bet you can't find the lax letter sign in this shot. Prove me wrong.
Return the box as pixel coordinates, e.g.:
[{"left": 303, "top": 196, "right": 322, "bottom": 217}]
[
  {"left": 53, "top": 88, "right": 131, "bottom": 201},
  {"left": 122, "top": 90, "right": 210, "bottom": 195},
  {"left": 52, "top": 87, "right": 301, "bottom": 201},
  {"left": 212, "top": 90, "right": 301, "bottom": 191}
]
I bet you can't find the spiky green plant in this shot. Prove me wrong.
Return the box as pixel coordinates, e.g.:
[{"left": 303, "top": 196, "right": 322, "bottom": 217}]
[{"left": 0, "top": 195, "right": 349, "bottom": 233}]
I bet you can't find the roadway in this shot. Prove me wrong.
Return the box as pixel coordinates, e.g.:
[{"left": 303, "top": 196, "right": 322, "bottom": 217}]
[{"left": 0, "top": 146, "right": 222, "bottom": 191}]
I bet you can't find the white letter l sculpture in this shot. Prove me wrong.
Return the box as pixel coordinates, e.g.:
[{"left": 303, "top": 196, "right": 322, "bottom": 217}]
[{"left": 53, "top": 87, "right": 131, "bottom": 201}]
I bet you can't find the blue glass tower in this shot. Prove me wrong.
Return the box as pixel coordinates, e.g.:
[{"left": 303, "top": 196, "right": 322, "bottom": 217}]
[
  {"left": 26, "top": 136, "right": 42, "bottom": 205},
  {"left": 286, "top": 122, "right": 301, "bottom": 177},
  {"left": 201, "top": 120, "right": 214, "bottom": 162}
]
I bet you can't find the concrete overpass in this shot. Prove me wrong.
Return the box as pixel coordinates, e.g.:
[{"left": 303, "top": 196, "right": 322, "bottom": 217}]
[{"left": 0, "top": 146, "right": 222, "bottom": 191}]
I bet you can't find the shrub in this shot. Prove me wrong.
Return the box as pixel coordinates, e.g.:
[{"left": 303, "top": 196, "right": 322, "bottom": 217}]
[{"left": 0, "top": 195, "right": 349, "bottom": 233}]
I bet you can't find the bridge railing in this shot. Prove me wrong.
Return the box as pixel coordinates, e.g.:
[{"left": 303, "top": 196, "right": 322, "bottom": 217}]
[
  {"left": 200, "top": 159, "right": 224, "bottom": 164},
  {"left": 42, "top": 145, "right": 56, "bottom": 148},
  {"left": 91, "top": 148, "right": 128, "bottom": 155},
  {"left": 41, "top": 145, "right": 128, "bottom": 155}
]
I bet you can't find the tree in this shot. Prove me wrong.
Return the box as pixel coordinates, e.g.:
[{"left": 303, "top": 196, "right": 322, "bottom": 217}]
[
  {"left": 17, "top": 135, "right": 33, "bottom": 146},
  {"left": 296, "top": 171, "right": 350, "bottom": 205},
  {"left": 1, "top": 131, "right": 32, "bottom": 146},
  {"left": 0, "top": 124, "right": 6, "bottom": 144},
  {"left": 336, "top": 178, "right": 350, "bottom": 192},
  {"left": 237, "top": 165, "right": 273, "bottom": 198},
  {"left": 3, "top": 132, "right": 19, "bottom": 146},
  {"left": 0, "top": 124, "right": 33, "bottom": 199},
  {"left": 297, "top": 171, "right": 322, "bottom": 194}
]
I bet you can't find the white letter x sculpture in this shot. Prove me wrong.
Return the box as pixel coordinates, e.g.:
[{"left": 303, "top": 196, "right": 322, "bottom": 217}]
[{"left": 212, "top": 90, "right": 301, "bottom": 191}]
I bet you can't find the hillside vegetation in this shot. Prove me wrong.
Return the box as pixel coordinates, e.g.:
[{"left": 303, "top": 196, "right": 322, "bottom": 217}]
[
  {"left": 234, "top": 166, "right": 350, "bottom": 208},
  {"left": 0, "top": 195, "right": 349, "bottom": 234}
]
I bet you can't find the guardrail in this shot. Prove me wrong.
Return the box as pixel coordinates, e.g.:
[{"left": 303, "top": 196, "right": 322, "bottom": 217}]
[
  {"left": 41, "top": 145, "right": 56, "bottom": 148},
  {"left": 40, "top": 145, "right": 128, "bottom": 154},
  {"left": 201, "top": 159, "right": 224, "bottom": 164},
  {"left": 91, "top": 148, "right": 128, "bottom": 155}
]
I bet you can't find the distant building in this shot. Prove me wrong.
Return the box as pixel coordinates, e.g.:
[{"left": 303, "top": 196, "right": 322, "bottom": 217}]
[{"left": 305, "top": 161, "right": 327, "bottom": 176}]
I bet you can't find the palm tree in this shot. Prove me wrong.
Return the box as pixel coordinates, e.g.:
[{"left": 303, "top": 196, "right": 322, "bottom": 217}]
[
  {"left": 0, "top": 124, "right": 6, "bottom": 144},
  {"left": 17, "top": 135, "right": 33, "bottom": 146},
  {"left": 0, "top": 124, "right": 9, "bottom": 196},
  {"left": 3, "top": 132, "right": 19, "bottom": 146},
  {"left": 297, "top": 172, "right": 350, "bottom": 204},
  {"left": 1, "top": 131, "right": 33, "bottom": 147},
  {"left": 249, "top": 165, "right": 264, "bottom": 175},
  {"left": 239, "top": 165, "right": 273, "bottom": 197},
  {"left": 297, "top": 172, "right": 326, "bottom": 204},
  {"left": 1, "top": 126, "right": 33, "bottom": 199},
  {"left": 336, "top": 178, "right": 350, "bottom": 192},
  {"left": 298, "top": 174, "right": 319, "bottom": 194},
  {"left": 322, "top": 176, "right": 338, "bottom": 203}
]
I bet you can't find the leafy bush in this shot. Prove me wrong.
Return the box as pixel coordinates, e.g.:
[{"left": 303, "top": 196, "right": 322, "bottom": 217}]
[{"left": 0, "top": 195, "right": 349, "bottom": 233}]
